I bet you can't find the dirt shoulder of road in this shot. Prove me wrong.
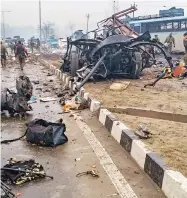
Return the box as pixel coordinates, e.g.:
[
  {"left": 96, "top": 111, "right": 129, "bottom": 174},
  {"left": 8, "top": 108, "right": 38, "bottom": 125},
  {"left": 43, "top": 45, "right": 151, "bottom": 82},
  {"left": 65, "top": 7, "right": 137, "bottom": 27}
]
[
  {"left": 84, "top": 69, "right": 187, "bottom": 177},
  {"left": 84, "top": 71, "right": 187, "bottom": 115},
  {"left": 114, "top": 113, "right": 187, "bottom": 177}
]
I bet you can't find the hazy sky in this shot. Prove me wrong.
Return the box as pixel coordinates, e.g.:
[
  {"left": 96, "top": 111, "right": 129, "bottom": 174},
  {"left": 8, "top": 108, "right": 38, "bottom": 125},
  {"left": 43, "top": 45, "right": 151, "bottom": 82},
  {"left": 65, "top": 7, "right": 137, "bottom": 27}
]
[{"left": 1, "top": 0, "right": 187, "bottom": 38}]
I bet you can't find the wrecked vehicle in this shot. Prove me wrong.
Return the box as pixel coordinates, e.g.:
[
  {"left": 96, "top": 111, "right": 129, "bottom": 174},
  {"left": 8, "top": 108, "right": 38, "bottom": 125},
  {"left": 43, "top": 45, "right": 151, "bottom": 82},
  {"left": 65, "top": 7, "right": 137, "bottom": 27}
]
[
  {"left": 60, "top": 6, "right": 173, "bottom": 91},
  {"left": 1, "top": 75, "right": 33, "bottom": 116}
]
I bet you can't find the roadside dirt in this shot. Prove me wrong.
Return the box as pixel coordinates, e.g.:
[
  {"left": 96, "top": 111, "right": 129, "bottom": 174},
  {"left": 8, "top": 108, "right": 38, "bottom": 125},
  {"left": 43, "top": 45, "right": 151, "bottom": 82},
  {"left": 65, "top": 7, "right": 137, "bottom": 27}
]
[
  {"left": 85, "top": 67, "right": 187, "bottom": 177},
  {"left": 114, "top": 113, "right": 187, "bottom": 177},
  {"left": 84, "top": 67, "right": 187, "bottom": 115}
]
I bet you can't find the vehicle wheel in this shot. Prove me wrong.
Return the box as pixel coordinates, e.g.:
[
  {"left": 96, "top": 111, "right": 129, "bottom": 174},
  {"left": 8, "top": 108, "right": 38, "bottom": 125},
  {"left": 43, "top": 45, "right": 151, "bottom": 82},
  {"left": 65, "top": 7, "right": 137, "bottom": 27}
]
[
  {"left": 131, "top": 52, "right": 142, "bottom": 79},
  {"left": 70, "top": 52, "right": 79, "bottom": 77}
]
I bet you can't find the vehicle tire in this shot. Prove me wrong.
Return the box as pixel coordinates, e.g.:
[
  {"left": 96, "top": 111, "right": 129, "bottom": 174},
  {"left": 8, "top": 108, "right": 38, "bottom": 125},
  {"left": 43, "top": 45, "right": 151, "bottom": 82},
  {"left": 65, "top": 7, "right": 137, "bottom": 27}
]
[
  {"left": 70, "top": 52, "right": 79, "bottom": 77},
  {"left": 131, "top": 52, "right": 142, "bottom": 79}
]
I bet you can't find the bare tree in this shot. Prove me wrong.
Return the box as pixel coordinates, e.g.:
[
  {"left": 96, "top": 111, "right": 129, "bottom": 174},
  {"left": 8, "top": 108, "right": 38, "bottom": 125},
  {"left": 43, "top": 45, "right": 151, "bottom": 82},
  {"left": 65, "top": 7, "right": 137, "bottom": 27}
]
[{"left": 38, "top": 21, "right": 55, "bottom": 41}]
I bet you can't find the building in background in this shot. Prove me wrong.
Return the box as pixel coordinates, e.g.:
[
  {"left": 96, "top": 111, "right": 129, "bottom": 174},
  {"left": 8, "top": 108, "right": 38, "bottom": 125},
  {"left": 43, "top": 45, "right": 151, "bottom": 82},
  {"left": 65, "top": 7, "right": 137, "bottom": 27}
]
[{"left": 122, "top": 7, "right": 187, "bottom": 51}]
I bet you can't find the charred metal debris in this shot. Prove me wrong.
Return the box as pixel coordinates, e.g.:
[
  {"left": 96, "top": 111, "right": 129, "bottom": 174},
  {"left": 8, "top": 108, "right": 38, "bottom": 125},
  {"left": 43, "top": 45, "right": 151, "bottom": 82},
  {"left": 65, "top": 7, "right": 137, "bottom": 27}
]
[
  {"left": 1, "top": 75, "right": 33, "bottom": 117},
  {"left": 60, "top": 6, "right": 173, "bottom": 91}
]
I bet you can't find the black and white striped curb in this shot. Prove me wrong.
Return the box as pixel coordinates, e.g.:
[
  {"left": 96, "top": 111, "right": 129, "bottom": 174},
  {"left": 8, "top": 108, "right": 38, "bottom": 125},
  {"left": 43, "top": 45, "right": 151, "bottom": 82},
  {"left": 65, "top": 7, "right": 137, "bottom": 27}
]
[{"left": 42, "top": 59, "right": 187, "bottom": 198}]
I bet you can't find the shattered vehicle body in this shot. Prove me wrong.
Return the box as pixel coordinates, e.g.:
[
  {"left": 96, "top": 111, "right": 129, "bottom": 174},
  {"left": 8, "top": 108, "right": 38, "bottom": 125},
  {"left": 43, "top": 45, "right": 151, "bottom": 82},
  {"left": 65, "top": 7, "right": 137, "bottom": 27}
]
[
  {"left": 60, "top": 6, "right": 173, "bottom": 91},
  {"left": 1, "top": 76, "right": 33, "bottom": 116}
]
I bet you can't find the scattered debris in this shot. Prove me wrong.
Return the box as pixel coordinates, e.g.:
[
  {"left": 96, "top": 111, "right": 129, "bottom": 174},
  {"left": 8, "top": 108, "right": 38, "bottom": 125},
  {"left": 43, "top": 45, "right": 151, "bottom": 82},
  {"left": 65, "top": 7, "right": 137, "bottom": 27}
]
[
  {"left": 49, "top": 79, "right": 53, "bottom": 82},
  {"left": 1, "top": 75, "right": 33, "bottom": 117},
  {"left": 1, "top": 158, "right": 53, "bottom": 185},
  {"left": 134, "top": 170, "right": 140, "bottom": 174},
  {"left": 106, "top": 193, "right": 119, "bottom": 197},
  {"left": 110, "top": 82, "right": 130, "bottom": 91},
  {"left": 75, "top": 158, "right": 81, "bottom": 161},
  {"left": 43, "top": 89, "right": 50, "bottom": 93},
  {"left": 47, "top": 73, "right": 53, "bottom": 76},
  {"left": 76, "top": 170, "right": 99, "bottom": 178},
  {"left": 32, "top": 80, "right": 39, "bottom": 85},
  {"left": 26, "top": 118, "right": 67, "bottom": 147},
  {"left": 16, "top": 192, "right": 24, "bottom": 197},
  {"left": 62, "top": 104, "right": 72, "bottom": 113},
  {"left": 92, "top": 165, "right": 96, "bottom": 168},
  {"left": 1, "top": 181, "right": 16, "bottom": 198},
  {"left": 135, "top": 125, "right": 152, "bottom": 139},
  {"left": 28, "top": 97, "right": 37, "bottom": 104},
  {"left": 35, "top": 87, "right": 42, "bottom": 91},
  {"left": 43, "top": 83, "right": 48, "bottom": 86},
  {"left": 39, "top": 97, "right": 56, "bottom": 102}
]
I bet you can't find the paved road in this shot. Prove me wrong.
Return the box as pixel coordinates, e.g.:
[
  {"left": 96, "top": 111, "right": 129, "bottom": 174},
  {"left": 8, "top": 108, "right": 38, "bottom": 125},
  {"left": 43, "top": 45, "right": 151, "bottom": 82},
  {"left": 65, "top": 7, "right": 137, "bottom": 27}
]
[{"left": 1, "top": 60, "right": 166, "bottom": 198}]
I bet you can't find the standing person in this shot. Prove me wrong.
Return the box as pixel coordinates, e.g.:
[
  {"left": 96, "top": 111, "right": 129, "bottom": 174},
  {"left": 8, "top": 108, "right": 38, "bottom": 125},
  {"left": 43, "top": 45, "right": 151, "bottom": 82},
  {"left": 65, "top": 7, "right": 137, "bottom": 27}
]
[
  {"left": 36, "top": 38, "right": 40, "bottom": 52},
  {"left": 164, "top": 33, "right": 175, "bottom": 54},
  {"left": 153, "top": 35, "right": 160, "bottom": 42},
  {"left": 30, "top": 38, "right": 35, "bottom": 53},
  {"left": 183, "top": 32, "right": 187, "bottom": 53},
  {"left": 1, "top": 41, "right": 8, "bottom": 67},
  {"left": 10, "top": 42, "right": 16, "bottom": 54},
  {"left": 15, "top": 41, "right": 28, "bottom": 70}
]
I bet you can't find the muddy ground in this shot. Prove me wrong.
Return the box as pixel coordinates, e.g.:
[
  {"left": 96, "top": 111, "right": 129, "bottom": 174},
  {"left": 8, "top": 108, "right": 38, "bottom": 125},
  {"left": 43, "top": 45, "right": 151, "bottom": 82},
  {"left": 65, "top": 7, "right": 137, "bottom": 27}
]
[{"left": 84, "top": 66, "right": 187, "bottom": 177}]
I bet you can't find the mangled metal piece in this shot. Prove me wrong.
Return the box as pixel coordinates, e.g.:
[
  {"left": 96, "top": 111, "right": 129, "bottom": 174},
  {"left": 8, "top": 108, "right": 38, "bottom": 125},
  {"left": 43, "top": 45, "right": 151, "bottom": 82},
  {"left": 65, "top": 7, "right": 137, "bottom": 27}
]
[
  {"left": 60, "top": 6, "right": 173, "bottom": 92},
  {"left": 1, "top": 75, "right": 33, "bottom": 116}
]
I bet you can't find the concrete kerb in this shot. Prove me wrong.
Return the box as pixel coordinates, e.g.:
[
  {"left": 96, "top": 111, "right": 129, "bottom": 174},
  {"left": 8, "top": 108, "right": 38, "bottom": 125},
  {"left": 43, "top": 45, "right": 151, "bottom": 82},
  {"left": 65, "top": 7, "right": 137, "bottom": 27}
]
[{"left": 41, "top": 59, "right": 187, "bottom": 198}]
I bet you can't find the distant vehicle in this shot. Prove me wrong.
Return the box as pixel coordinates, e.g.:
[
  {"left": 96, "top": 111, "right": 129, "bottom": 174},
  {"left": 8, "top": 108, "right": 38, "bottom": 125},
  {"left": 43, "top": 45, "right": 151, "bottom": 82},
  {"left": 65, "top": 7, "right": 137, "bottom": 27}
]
[
  {"left": 47, "top": 37, "right": 58, "bottom": 48},
  {"left": 70, "top": 30, "right": 87, "bottom": 41}
]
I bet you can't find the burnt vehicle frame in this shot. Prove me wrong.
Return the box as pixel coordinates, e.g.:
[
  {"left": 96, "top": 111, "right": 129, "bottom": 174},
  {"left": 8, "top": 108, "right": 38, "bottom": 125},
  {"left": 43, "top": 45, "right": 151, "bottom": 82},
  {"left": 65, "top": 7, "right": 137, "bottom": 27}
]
[
  {"left": 60, "top": 6, "right": 173, "bottom": 91},
  {"left": 61, "top": 31, "right": 172, "bottom": 89}
]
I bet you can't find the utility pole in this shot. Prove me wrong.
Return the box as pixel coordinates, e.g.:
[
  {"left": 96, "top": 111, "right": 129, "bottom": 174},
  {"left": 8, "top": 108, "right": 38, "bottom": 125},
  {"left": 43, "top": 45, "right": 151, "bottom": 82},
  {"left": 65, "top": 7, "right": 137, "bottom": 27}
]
[
  {"left": 86, "top": 14, "right": 90, "bottom": 34},
  {"left": 1, "top": 11, "right": 11, "bottom": 39},
  {"left": 113, "top": 1, "right": 116, "bottom": 14},
  {"left": 39, "top": 0, "right": 42, "bottom": 41},
  {"left": 132, "top": 2, "right": 136, "bottom": 18}
]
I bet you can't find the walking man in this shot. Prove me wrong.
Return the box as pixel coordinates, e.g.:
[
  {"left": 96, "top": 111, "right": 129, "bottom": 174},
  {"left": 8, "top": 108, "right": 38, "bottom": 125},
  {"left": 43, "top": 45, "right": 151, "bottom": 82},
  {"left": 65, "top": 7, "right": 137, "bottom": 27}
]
[
  {"left": 30, "top": 38, "right": 35, "bottom": 53},
  {"left": 36, "top": 38, "right": 40, "bottom": 52},
  {"left": 153, "top": 35, "right": 160, "bottom": 42},
  {"left": 15, "top": 41, "right": 28, "bottom": 70},
  {"left": 183, "top": 32, "right": 187, "bottom": 53},
  {"left": 1, "top": 41, "right": 8, "bottom": 67},
  {"left": 165, "top": 33, "right": 175, "bottom": 54}
]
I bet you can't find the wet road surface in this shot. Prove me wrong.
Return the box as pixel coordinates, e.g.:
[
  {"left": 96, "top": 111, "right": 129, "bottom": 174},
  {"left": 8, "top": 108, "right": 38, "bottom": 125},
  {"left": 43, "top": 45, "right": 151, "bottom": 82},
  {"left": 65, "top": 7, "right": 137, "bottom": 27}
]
[{"left": 1, "top": 61, "right": 165, "bottom": 198}]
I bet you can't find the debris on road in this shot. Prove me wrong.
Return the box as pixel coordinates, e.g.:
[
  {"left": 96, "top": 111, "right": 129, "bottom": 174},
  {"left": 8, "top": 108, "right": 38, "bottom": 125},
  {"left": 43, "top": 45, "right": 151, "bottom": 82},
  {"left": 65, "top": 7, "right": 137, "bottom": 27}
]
[
  {"left": 28, "top": 97, "right": 37, "bottom": 104},
  {"left": 135, "top": 125, "right": 152, "bottom": 139},
  {"left": 32, "top": 80, "right": 39, "bottom": 85},
  {"left": 106, "top": 193, "right": 119, "bottom": 197},
  {"left": 26, "top": 118, "right": 68, "bottom": 147},
  {"left": 1, "top": 75, "right": 33, "bottom": 117},
  {"left": 76, "top": 170, "right": 100, "bottom": 178},
  {"left": 1, "top": 180, "right": 16, "bottom": 198},
  {"left": 47, "top": 73, "right": 53, "bottom": 76},
  {"left": 110, "top": 82, "right": 130, "bottom": 91},
  {"left": 1, "top": 158, "right": 53, "bottom": 185},
  {"left": 39, "top": 97, "right": 56, "bottom": 102},
  {"left": 62, "top": 104, "right": 72, "bottom": 113}
]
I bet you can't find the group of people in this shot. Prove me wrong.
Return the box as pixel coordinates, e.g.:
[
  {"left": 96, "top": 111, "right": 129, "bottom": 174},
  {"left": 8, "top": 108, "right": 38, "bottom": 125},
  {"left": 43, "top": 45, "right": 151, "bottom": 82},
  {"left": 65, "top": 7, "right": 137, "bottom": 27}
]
[
  {"left": 153, "top": 32, "right": 187, "bottom": 54},
  {"left": 1, "top": 40, "right": 28, "bottom": 70},
  {"left": 29, "top": 38, "right": 40, "bottom": 53}
]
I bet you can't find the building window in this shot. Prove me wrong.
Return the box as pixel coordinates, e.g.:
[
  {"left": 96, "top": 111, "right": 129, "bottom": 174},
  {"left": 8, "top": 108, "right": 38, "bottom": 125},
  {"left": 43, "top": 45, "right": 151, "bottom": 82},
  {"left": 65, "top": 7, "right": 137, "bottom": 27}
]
[
  {"left": 160, "top": 23, "right": 166, "bottom": 30},
  {"left": 181, "top": 21, "right": 186, "bottom": 29},
  {"left": 166, "top": 22, "right": 172, "bottom": 30},
  {"left": 173, "top": 22, "right": 179, "bottom": 30}
]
